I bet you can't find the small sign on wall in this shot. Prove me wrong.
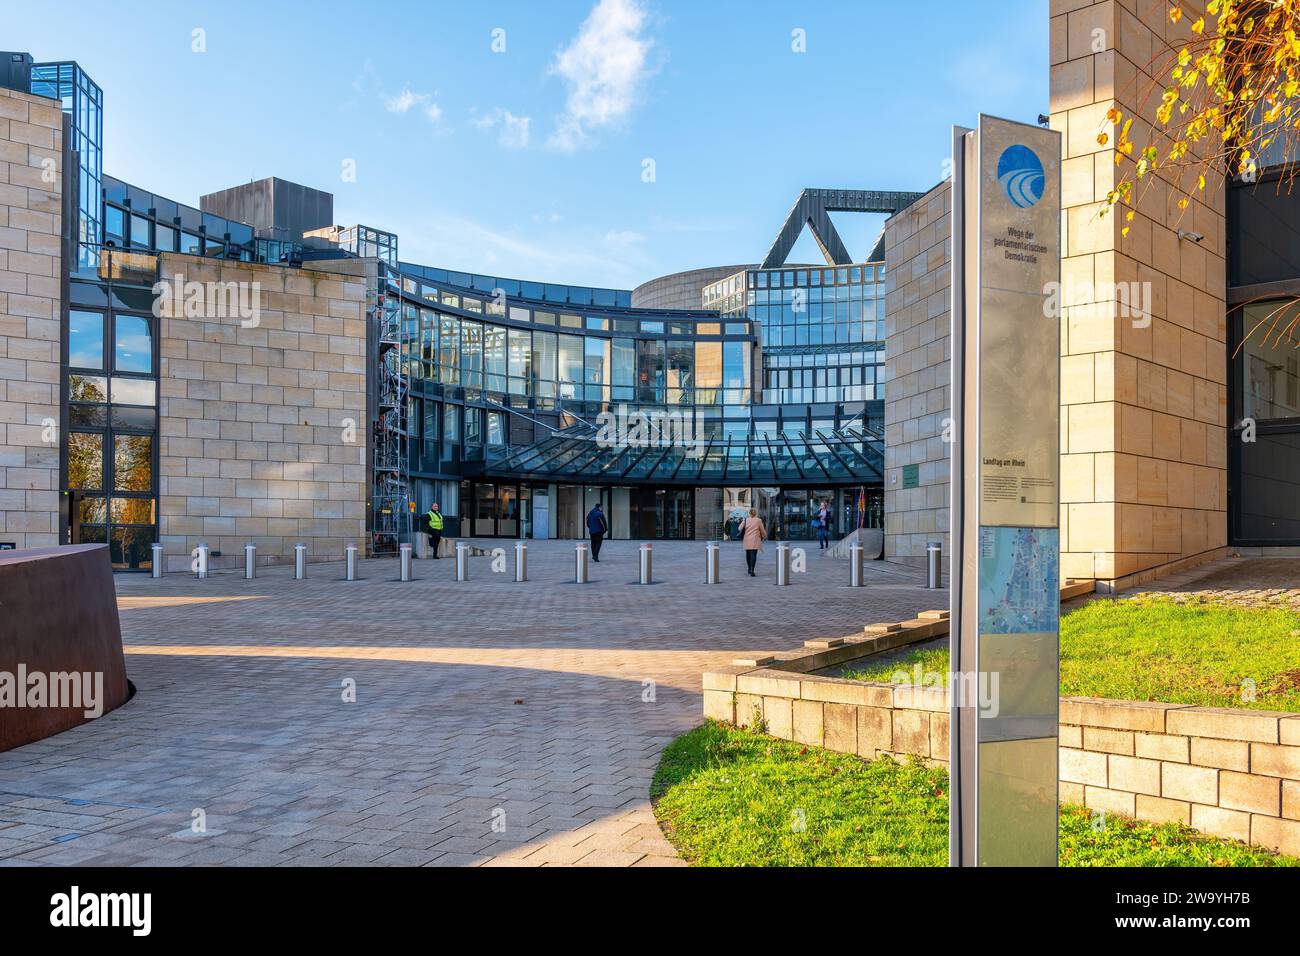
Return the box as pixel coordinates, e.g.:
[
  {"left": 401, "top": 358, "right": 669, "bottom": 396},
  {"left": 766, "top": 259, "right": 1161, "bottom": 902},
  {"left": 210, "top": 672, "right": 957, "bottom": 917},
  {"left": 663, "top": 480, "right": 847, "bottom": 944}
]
[{"left": 901, "top": 464, "right": 919, "bottom": 489}]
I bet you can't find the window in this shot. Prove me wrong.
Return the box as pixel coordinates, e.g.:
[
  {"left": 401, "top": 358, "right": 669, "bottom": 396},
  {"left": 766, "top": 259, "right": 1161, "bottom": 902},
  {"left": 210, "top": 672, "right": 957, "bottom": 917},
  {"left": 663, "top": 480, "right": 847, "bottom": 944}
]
[
  {"left": 486, "top": 411, "right": 504, "bottom": 446},
  {"left": 460, "top": 320, "right": 483, "bottom": 388},
  {"left": 105, "top": 205, "right": 126, "bottom": 243},
  {"left": 443, "top": 404, "right": 461, "bottom": 441},
  {"left": 155, "top": 224, "right": 176, "bottom": 252},
  {"left": 587, "top": 335, "right": 611, "bottom": 400},
  {"left": 114, "top": 315, "right": 152, "bottom": 374},
  {"left": 113, "top": 434, "right": 153, "bottom": 491},
  {"left": 68, "top": 309, "right": 104, "bottom": 369},
  {"left": 508, "top": 328, "right": 531, "bottom": 394},
  {"left": 180, "top": 232, "right": 202, "bottom": 255},
  {"left": 67, "top": 432, "right": 103, "bottom": 489},
  {"left": 558, "top": 334, "right": 583, "bottom": 388},
  {"left": 130, "top": 214, "right": 151, "bottom": 248},
  {"left": 423, "top": 401, "right": 439, "bottom": 441},
  {"left": 1241, "top": 302, "right": 1300, "bottom": 421},
  {"left": 484, "top": 324, "right": 507, "bottom": 392},
  {"left": 533, "top": 330, "right": 557, "bottom": 397},
  {"left": 110, "top": 377, "right": 155, "bottom": 406},
  {"left": 465, "top": 407, "right": 482, "bottom": 444},
  {"left": 438, "top": 314, "right": 459, "bottom": 383}
]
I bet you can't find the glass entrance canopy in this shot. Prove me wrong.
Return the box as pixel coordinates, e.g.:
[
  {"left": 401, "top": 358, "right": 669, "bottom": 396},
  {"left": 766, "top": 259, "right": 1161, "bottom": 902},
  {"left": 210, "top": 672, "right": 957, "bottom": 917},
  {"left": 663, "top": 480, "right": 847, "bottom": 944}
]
[{"left": 482, "top": 422, "right": 883, "bottom": 486}]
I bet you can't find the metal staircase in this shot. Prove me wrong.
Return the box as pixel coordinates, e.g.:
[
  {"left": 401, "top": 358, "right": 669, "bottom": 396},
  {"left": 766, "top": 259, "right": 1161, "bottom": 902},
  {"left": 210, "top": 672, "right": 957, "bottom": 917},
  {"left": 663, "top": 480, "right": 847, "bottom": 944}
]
[{"left": 370, "top": 284, "right": 411, "bottom": 554}]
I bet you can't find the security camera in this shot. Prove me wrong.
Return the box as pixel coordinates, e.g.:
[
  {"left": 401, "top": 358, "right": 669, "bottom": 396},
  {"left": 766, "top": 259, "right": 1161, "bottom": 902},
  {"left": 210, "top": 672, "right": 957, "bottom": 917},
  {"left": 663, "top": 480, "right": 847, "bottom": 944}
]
[{"left": 1176, "top": 229, "right": 1204, "bottom": 243}]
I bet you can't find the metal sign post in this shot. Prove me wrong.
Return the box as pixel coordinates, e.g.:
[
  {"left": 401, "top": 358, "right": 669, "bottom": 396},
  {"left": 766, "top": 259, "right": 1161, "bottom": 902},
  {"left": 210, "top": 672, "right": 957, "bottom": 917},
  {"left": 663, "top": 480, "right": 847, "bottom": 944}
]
[{"left": 950, "top": 115, "right": 1061, "bottom": 867}]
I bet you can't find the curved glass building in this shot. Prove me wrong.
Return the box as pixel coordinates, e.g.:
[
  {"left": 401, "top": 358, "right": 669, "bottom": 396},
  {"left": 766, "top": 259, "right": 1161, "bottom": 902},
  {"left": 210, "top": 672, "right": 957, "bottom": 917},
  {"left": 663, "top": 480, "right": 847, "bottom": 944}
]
[{"left": 382, "top": 260, "right": 886, "bottom": 543}]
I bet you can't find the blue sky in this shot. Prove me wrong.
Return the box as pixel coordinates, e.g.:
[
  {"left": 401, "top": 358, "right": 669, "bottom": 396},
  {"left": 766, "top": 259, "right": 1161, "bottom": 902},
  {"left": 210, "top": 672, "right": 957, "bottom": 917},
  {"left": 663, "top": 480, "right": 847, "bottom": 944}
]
[{"left": 8, "top": 0, "right": 1048, "bottom": 289}]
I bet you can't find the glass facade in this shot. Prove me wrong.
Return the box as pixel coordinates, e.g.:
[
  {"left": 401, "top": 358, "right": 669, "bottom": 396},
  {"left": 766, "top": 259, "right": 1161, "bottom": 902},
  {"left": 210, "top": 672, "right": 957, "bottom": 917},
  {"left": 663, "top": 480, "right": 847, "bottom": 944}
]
[
  {"left": 64, "top": 250, "right": 161, "bottom": 569},
  {"left": 31, "top": 61, "right": 102, "bottom": 271},
  {"left": 391, "top": 262, "right": 885, "bottom": 540},
  {"left": 705, "top": 263, "right": 887, "bottom": 406},
  {"left": 101, "top": 175, "right": 257, "bottom": 269},
  {"left": 1230, "top": 299, "right": 1300, "bottom": 545}
]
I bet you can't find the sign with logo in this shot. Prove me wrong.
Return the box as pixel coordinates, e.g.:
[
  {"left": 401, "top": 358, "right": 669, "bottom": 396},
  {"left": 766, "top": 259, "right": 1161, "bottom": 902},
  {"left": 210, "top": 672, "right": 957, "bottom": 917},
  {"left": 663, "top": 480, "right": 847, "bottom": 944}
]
[{"left": 950, "top": 115, "right": 1061, "bottom": 867}]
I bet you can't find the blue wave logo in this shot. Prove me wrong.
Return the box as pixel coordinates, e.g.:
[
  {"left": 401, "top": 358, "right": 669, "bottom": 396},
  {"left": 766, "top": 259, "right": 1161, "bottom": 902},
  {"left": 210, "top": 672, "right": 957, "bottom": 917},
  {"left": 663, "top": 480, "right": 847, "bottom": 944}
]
[{"left": 997, "top": 144, "right": 1045, "bottom": 208}]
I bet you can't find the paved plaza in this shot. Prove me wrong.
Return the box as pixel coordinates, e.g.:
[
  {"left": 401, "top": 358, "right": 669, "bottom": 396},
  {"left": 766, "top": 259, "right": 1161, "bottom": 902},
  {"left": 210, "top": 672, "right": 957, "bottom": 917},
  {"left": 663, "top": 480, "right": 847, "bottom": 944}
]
[
  {"left": 1133, "top": 556, "right": 1300, "bottom": 609},
  {"left": 0, "top": 540, "right": 943, "bottom": 867}
]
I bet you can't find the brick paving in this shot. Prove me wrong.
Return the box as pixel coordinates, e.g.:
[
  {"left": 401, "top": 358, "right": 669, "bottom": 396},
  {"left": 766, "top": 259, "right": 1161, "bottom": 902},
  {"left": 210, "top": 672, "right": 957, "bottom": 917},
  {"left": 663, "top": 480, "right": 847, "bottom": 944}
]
[
  {"left": 1132, "top": 556, "right": 1300, "bottom": 609},
  {"left": 0, "top": 540, "right": 943, "bottom": 867}
]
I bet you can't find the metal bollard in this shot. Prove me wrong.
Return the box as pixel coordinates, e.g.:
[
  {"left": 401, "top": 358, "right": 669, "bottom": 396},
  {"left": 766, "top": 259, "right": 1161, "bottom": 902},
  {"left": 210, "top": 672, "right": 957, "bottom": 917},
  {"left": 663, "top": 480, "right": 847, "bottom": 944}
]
[
  {"left": 195, "top": 543, "right": 209, "bottom": 579},
  {"left": 400, "top": 543, "right": 413, "bottom": 581},
  {"left": 294, "top": 543, "right": 306, "bottom": 580},
  {"left": 775, "top": 542, "right": 791, "bottom": 586},
  {"left": 849, "top": 542, "right": 864, "bottom": 588},
  {"left": 926, "top": 541, "right": 942, "bottom": 589},
  {"left": 245, "top": 543, "right": 257, "bottom": 579},
  {"left": 456, "top": 542, "right": 470, "bottom": 582},
  {"left": 514, "top": 541, "right": 528, "bottom": 582},
  {"left": 705, "top": 541, "right": 720, "bottom": 584},
  {"left": 345, "top": 545, "right": 358, "bottom": 581},
  {"left": 151, "top": 543, "right": 164, "bottom": 578},
  {"left": 575, "top": 542, "right": 589, "bottom": 584},
  {"left": 639, "top": 543, "right": 653, "bottom": 584}
]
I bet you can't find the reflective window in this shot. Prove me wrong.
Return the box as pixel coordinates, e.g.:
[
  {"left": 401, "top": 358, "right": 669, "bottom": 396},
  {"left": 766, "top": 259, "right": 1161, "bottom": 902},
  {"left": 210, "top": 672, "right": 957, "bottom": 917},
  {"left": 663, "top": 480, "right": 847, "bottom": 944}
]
[
  {"left": 130, "top": 214, "right": 151, "bottom": 248},
  {"left": 113, "top": 434, "right": 153, "bottom": 491},
  {"left": 180, "top": 232, "right": 201, "bottom": 255},
  {"left": 110, "top": 377, "right": 155, "bottom": 406},
  {"left": 105, "top": 205, "right": 126, "bottom": 242},
  {"left": 68, "top": 309, "right": 104, "bottom": 369},
  {"left": 69, "top": 374, "right": 108, "bottom": 403},
  {"left": 114, "top": 315, "right": 152, "bottom": 374},
  {"left": 67, "top": 432, "right": 103, "bottom": 490}
]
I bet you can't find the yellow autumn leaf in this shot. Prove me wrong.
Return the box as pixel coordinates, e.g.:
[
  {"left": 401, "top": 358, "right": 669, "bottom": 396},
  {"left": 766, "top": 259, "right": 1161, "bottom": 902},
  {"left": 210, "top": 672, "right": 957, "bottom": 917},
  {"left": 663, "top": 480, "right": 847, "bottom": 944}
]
[
  {"left": 1122, "top": 226, "right": 1131, "bottom": 237},
  {"left": 1192, "top": 17, "right": 1205, "bottom": 34},
  {"left": 1170, "top": 6, "right": 1183, "bottom": 24},
  {"left": 1097, "top": 132, "right": 1109, "bottom": 146},
  {"left": 1178, "top": 197, "right": 1190, "bottom": 209}
]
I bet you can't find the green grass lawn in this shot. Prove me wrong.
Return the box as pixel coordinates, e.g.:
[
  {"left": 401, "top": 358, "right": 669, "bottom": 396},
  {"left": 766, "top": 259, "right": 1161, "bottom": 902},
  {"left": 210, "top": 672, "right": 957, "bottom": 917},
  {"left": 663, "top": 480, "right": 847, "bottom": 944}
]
[
  {"left": 652, "top": 722, "right": 1300, "bottom": 867},
  {"left": 838, "top": 595, "right": 1300, "bottom": 711}
]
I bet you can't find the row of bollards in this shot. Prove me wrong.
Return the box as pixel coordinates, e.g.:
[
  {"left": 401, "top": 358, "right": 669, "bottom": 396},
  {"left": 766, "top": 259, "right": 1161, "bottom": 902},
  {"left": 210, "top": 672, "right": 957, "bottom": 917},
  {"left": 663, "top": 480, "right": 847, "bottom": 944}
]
[{"left": 151, "top": 537, "right": 935, "bottom": 589}]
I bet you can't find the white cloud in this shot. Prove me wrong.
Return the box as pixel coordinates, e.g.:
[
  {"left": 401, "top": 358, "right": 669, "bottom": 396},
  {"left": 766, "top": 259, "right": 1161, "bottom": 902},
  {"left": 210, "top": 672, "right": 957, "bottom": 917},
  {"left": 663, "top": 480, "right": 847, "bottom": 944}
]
[
  {"left": 474, "top": 108, "right": 532, "bottom": 149},
  {"left": 548, "top": 0, "right": 655, "bottom": 151},
  {"left": 603, "top": 229, "right": 644, "bottom": 247},
  {"left": 386, "top": 86, "right": 442, "bottom": 124}
]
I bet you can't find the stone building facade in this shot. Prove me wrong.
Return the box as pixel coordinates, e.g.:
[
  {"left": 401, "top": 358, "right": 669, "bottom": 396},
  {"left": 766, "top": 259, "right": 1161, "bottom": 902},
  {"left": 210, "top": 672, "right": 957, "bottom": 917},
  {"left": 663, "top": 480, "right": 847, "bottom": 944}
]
[
  {"left": 0, "top": 86, "right": 62, "bottom": 551},
  {"left": 882, "top": 181, "right": 951, "bottom": 568},
  {"left": 1050, "top": 0, "right": 1229, "bottom": 584},
  {"left": 156, "top": 254, "right": 370, "bottom": 569}
]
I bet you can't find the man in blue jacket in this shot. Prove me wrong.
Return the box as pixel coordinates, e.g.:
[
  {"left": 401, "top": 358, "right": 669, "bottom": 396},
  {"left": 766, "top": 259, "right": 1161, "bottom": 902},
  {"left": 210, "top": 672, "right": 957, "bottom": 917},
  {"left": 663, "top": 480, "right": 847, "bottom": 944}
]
[{"left": 586, "top": 503, "right": 609, "bottom": 561}]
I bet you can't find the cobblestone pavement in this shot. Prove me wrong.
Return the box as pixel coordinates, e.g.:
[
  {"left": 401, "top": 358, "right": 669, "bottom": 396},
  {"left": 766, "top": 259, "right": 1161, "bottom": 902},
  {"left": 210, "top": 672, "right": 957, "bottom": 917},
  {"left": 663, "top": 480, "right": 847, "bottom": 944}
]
[
  {"left": 0, "top": 540, "right": 943, "bottom": 867},
  {"left": 1132, "top": 556, "right": 1300, "bottom": 609}
]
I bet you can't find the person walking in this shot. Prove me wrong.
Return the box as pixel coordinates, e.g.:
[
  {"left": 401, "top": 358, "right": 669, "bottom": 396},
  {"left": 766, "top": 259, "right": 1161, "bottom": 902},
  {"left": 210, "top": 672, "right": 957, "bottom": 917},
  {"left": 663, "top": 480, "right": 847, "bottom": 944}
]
[
  {"left": 739, "top": 507, "right": 767, "bottom": 577},
  {"left": 586, "top": 502, "right": 608, "bottom": 561},
  {"left": 816, "top": 500, "right": 831, "bottom": 550},
  {"left": 425, "top": 503, "right": 445, "bottom": 558}
]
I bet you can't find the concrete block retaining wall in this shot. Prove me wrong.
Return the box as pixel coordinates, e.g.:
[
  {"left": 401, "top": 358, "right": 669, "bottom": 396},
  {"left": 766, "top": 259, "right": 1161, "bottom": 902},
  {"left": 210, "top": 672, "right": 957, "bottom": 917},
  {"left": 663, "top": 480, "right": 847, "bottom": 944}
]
[{"left": 703, "top": 610, "right": 1300, "bottom": 857}]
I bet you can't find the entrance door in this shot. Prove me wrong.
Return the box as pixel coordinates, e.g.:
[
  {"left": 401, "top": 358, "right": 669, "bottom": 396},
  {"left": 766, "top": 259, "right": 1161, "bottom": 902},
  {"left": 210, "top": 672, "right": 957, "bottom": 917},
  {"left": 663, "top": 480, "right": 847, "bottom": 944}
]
[
  {"left": 556, "top": 485, "right": 581, "bottom": 538},
  {"left": 497, "top": 484, "right": 518, "bottom": 537},
  {"left": 474, "top": 483, "right": 496, "bottom": 536}
]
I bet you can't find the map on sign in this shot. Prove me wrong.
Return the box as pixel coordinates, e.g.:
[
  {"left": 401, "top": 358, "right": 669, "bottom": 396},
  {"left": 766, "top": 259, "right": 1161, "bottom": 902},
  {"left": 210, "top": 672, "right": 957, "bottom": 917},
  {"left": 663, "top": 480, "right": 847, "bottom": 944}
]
[{"left": 978, "top": 526, "right": 1058, "bottom": 635}]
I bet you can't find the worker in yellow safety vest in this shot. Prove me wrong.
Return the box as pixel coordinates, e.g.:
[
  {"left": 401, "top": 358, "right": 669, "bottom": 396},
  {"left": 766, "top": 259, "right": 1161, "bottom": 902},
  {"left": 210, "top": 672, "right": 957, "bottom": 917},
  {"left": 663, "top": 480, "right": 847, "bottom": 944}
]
[{"left": 425, "top": 503, "right": 445, "bottom": 558}]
